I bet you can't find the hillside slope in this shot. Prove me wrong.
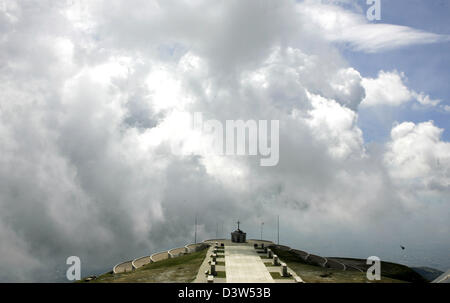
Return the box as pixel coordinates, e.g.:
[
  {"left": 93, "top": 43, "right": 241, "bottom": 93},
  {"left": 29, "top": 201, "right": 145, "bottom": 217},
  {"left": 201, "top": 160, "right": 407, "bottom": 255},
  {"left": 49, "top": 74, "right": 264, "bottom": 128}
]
[{"left": 80, "top": 249, "right": 208, "bottom": 283}]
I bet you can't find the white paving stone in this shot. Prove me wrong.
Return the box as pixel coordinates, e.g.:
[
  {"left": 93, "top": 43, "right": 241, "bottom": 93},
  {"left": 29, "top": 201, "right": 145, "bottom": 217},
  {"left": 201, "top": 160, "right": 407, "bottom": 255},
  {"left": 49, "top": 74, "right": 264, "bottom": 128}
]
[{"left": 225, "top": 245, "right": 275, "bottom": 283}]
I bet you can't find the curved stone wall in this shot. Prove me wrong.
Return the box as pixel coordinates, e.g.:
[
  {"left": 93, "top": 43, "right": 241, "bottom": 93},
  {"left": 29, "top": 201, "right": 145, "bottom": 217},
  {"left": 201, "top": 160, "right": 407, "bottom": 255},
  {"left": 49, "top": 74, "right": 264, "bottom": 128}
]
[
  {"left": 150, "top": 251, "right": 169, "bottom": 263},
  {"left": 308, "top": 254, "right": 327, "bottom": 267},
  {"left": 187, "top": 243, "right": 209, "bottom": 253},
  {"left": 112, "top": 242, "right": 211, "bottom": 274},
  {"left": 274, "top": 244, "right": 291, "bottom": 251},
  {"left": 113, "top": 260, "right": 134, "bottom": 274},
  {"left": 291, "top": 249, "right": 309, "bottom": 260},
  {"left": 324, "top": 258, "right": 346, "bottom": 270},
  {"left": 132, "top": 256, "right": 152, "bottom": 269},
  {"left": 168, "top": 247, "right": 187, "bottom": 258},
  {"left": 202, "top": 239, "right": 226, "bottom": 245},
  {"left": 270, "top": 244, "right": 350, "bottom": 271}
]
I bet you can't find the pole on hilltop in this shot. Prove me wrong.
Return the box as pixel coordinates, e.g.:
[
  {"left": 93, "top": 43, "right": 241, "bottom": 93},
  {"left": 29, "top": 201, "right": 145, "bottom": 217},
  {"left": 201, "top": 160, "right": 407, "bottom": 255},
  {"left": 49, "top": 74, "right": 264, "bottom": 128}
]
[
  {"left": 260, "top": 222, "right": 264, "bottom": 240},
  {"left": 194, "top": 214, "right": 197, "bottom": 244},
  {"left": 277, "top": 215, "right": 279, "bottom": 245}
]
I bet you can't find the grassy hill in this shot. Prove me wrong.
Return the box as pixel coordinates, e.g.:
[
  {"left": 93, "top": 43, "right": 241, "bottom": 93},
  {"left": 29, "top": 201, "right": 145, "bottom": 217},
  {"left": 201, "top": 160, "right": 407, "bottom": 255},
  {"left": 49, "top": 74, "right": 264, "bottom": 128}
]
[
  {"left": 329, "top": 257, "right": 427, "bottom": 283},
  {"left": 80, "top": 249, "right": 208, "bottom": 283},
  {"left": 271, "top": 247, "right": 426, "bottom": 283},
  {"left": 411, "top": 267, "right": 444, "bottom": 282},
  {"left": 80, "top": 245, "right": 429, "bottom": 283}
]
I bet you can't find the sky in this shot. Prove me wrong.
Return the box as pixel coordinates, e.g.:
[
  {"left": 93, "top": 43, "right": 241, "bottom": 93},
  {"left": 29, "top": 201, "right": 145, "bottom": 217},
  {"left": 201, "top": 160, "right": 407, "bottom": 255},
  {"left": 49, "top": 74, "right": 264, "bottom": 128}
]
[
  {"left": 343, "top": 0, "right": 450, "bottom": 143},
  {"left": 0, "top": 0, "right": 449, "bottom": 282}
]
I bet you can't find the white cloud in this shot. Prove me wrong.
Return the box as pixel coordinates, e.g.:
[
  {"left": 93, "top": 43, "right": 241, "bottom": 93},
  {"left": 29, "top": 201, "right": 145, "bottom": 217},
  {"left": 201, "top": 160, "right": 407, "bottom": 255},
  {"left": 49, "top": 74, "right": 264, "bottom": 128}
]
[
  {"left": 385, "top": 121, "right": 450, "bottom": 189},
  {"left": 361, "top": 70, "right": 412, "bottom": 107},
  {"left": 412, "top": 92, "right": 441, "bottom": 107},
  {"left": 361, "top": 70, "right": 442, "bottom": 108},
  {"left": 297, "top": 1, "right": 449, "bottom": 53},
  {"left": 304, "top": 92, "right": 365, "bottom": 159},
  {"left": 0, "top": 0, "right": 449, "bottom": 281}
]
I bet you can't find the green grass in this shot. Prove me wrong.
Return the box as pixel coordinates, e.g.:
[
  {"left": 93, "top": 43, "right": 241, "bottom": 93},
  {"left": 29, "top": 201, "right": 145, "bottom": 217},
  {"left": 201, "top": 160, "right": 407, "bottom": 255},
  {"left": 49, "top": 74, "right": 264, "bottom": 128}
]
[
  {"left": 271, "top": 248, "right": 408, "bottom": 283},
  {"left": 215, "top": 271, "right": 226, "bottom": 278},
  {"left": 81, "top": 249, "right": 208, "bottom": 283},
  {"left": 270, "top": 272, "right": 293, "bottom": 280},
  {"left": 331, "top": 257, "right": 426, "bottom": 283},
  {"left": 216, "top": 261, "right": 225, "bottom": 266},
  {"left": 265, "top": 262, "right": 280, "bottom": 267}
]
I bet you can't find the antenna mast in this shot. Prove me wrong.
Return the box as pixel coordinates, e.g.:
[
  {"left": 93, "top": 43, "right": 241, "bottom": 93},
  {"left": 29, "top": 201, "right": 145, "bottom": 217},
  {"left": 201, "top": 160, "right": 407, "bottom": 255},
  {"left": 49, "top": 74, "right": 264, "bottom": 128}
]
[
  {"left": 277, "top": 215, "right": 279, "bottom": 245},
  {"left": 194, "top": 215, "right": 197, "bottom": 244},
  {"left": 261, "top": 222, "right": 264, "bottom": 240}
]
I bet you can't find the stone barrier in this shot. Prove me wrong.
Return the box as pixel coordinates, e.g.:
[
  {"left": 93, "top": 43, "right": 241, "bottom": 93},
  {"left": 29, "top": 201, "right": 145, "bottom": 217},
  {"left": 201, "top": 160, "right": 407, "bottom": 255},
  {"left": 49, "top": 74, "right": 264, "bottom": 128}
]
[
  {"left": 113, "top": 260, "right": 134, "bottom": 274},
  {"left": 271, "top": 245, "right": 329, "bottom": 268},
  {"left": 150, "top": 251, "right": 169, "bottom": 263},
  {"left": 308, "top": 254, "right": 327, "bottom": 267},
  {"left": 168, "top": 247, "right": 186, "bottom": 258},
  {"left": 113, "top": 242, "right": 210, "bottom": 274},
  {"left": 275, "top": 245, "right": 291, "bottom": 251},
  {"left": 131, "top": 256, "right": 152, "bottom": 269},
  {"left": 186, "top": 243, "right": 209, "bottom": 253},
  {"left": 291, "top": 249, "right": 308, "bottom": 261},
  {"left": 325, "top": 258, "right": 346, "bottom": 270}
]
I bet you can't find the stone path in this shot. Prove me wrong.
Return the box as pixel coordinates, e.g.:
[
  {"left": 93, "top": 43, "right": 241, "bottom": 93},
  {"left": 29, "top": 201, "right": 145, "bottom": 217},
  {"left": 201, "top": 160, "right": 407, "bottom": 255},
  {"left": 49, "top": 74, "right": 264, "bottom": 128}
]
[
  {"left": 193, "top": 242, "right": 304, "bottom": 283},
  {"left": 225, "top": 245, "right": 275, "bottom": 283}
]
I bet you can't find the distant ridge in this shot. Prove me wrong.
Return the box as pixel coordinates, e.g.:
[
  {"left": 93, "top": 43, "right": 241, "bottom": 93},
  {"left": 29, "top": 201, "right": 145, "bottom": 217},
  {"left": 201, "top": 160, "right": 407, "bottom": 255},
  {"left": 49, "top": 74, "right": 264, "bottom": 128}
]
[
  {"left": 432, "top": 269, "right": 450, "bottom": 283},
  {"left": 412, "top": 267, "right": 444, "bottom": 282}
]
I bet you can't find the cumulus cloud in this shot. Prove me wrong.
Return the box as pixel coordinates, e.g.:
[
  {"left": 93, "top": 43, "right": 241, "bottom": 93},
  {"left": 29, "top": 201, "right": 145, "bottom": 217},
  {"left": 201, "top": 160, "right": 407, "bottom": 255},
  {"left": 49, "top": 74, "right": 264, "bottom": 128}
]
[
  {"left": 385, "top": 121, "right": 450, "bottom": 189},
  {"left": 361, "top": 70, "right": 412, "bottom": 107},
  {"left": 361, "top": 70, "right": 442, "bottom": 108},
  {"left": 0, "top": 0, "right": 449, "bottom": 282}
]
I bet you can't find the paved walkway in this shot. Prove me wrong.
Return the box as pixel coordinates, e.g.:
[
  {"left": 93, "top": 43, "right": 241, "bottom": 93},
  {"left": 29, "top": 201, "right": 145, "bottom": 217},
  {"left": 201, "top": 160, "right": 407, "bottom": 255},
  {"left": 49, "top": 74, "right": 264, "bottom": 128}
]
[
  {"left": 225, "top": 245, "right": 274, "bottom": 283},
  {"left": 193, "top": 242, "right": 303, "bottom": 283}
]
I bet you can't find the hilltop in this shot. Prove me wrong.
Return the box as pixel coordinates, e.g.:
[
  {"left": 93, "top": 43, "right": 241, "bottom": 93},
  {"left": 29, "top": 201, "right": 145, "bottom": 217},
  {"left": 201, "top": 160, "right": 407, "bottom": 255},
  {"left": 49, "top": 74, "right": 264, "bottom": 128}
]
[{"left": 80, "top": 240, "right": 428, "bottom": 283}]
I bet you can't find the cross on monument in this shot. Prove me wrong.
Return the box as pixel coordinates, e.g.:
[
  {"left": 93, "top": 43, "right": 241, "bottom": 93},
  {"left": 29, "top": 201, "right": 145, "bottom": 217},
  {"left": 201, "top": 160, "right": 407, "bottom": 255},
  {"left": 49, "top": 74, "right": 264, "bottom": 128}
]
[{"left": 231, "top": 219, "right": 246, "bottom": 243}]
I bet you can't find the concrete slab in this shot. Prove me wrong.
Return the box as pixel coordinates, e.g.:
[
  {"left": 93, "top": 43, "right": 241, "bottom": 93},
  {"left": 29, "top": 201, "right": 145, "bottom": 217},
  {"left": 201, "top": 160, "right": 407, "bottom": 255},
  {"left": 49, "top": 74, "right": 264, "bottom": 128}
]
[{"left": 225, "top": 245, "right": 275, "bottom": 283}]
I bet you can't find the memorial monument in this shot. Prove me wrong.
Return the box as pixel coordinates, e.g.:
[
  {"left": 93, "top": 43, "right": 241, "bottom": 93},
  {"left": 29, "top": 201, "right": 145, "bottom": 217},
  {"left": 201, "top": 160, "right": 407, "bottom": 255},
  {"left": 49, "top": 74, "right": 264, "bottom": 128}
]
[{"left": 231, "top": 220, "right": 246, "bottom": 243}]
